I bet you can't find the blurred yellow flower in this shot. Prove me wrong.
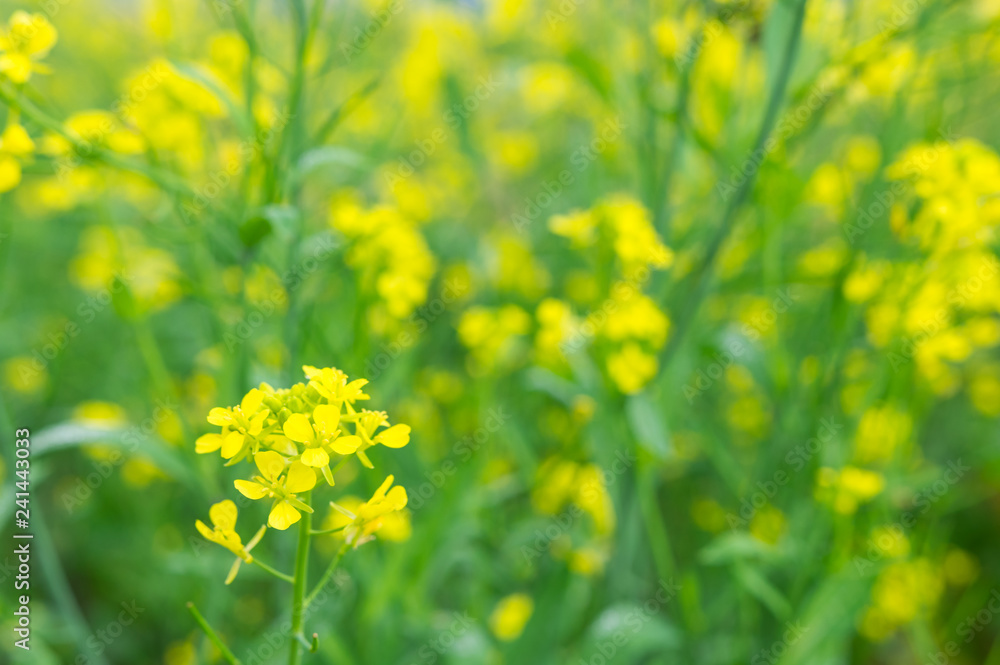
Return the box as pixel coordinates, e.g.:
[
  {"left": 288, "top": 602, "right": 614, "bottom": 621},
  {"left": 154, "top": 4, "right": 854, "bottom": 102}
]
[
  {"left": 490, "top": 593, "right": 534, "bottom": 641},
  {"left": 0, "top": 12, "right": 57, "bottom": 83},
  {"left": 195, "top": 499, "right": 266, "bottom": 584}
]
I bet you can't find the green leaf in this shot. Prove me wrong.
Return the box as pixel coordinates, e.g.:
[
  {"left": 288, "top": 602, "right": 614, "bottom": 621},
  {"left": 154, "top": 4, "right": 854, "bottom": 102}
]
[
  {"left": 31, "top": 422, "right": 194, "bottom": 485},
  {"left": 699, "top": 531, "right": 780, "bottom": 565},
  {"left": 626, "top": 393, "right": 670, "bottom": 459},
  {"left": 734, "top": 561, "right": 791, "bottom": 620},
  {"left": 293, "top": 146, "right": 367, "bottom": 185},
  {"left": 239, "top": 214, "right": 272, "bottom": 248}
]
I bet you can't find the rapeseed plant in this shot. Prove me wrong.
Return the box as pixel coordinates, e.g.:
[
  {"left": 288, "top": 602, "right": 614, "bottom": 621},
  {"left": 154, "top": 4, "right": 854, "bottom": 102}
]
[{"left": 193, "top": 366, "right": 409, "bottom": 663}]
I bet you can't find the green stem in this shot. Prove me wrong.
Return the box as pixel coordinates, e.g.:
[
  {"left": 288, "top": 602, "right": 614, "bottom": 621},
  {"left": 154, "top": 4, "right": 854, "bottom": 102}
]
[
  {"left": 657, "top": 0, "right": 810, "bottom": 369},
  {"left": 187, "top": 602, "right": 242, "bottom": 665},
  {"left": 308, "top": 525, "right": 346, "bottom": 536},
  {"left": 305, "top": 542, "right": 349, "bottom": 608},
  {"left": 288, "top": 490, "right": 312, "bottom": 665},
  {"left": 251, "top": 557, "right": 295, "bottom": 583}
]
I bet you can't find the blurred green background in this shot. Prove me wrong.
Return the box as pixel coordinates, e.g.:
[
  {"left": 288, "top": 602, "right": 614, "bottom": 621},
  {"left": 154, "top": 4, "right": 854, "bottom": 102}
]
[{"left": 2, "top": 0, "right": 1000, "bottom": 663}]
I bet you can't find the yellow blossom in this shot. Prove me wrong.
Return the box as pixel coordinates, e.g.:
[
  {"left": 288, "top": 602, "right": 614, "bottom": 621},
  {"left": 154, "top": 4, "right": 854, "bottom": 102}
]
[
  {"left": 195, "top": 500, "right": 266, "bottom": 584},
  {"left": 490, "top": 593, "right": 534, "bottom": 641}
]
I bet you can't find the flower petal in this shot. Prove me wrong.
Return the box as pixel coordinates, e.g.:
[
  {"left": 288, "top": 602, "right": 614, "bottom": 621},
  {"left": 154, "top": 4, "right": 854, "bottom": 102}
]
[
  {"left": 268, "top": 501, "right": 301, "bottom": 530},
  {"left": 282, "top": 413, "right": 315, "bottom": 444},
  {"left": 386, "top": 485, "right": 408, "bottom": 509},
  {"left": 195, "top": 433, "right": 223, "bottom": 454},
  {"left": 331, "top": 434, "right": 361, "bottom": 455},
  {"left": 221, "top": 431, "right": 245, "bottom": 459},
  {"left": 195, "top": 519, "right": 216, "bottom": 541},
  {"left": 209, "top": 499, "right": 238, "bottom": 531},
  {"left": 254, "top": 450, "right": 286, "bottom": 481},
  {"left": 207, "top": 407, "right": 233, "bottom": 426},
  {"left": 241, "top": 388, "right": 264, "bottom": 414},
  {"left": 375, "top": 424, "right": 410, "bottom": 448},
  {"left": 285, "top": 461, "right": 317, "bottom": 493},
  {"left": 313, "top": 404, "right": 341, "bottom": 435},
  {"left": 234, "top": 480, "right": 268, "bottom": 500},
  {"left": 300, "top": 447, "right": 330, "bottom": 468}
]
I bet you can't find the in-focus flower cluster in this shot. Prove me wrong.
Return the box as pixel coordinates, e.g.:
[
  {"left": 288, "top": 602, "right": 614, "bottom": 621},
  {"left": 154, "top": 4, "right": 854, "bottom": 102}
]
[{"left": 195, "top": 366, "right": 410, "bottom": 557}]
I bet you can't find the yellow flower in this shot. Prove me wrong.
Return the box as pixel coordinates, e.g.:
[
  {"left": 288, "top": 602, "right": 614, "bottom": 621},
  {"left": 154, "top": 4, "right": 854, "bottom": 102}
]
[
  {"left": 548, "top": 210, "right": 597, "bottom": 248},
  {"left": 196, "top": 388, "right": 270, "bottom": 462},
  {"left": 490, "top": 593, "right": 534, "bottom": 641},
  {"left": 303, "top": 365, "right": 371, "bottom": 405},
  {"left": 195, "top": 500, "right": 266, "bottom": 584},
  {"left": 345, "top": 409, "right": 411, "bottom": 469},
  {"left": 331, "top": 475, "right": 408, "bottom": 548},
  {"left": 0, "top": 12, "right": 57, "bottom": 83},
  {"left": 282, "top": 405, "right": 362, "bottom": 484},
  {"left": 0, "top": 122, "right": 35, "bottom": 193},
  {"left": 234, "top": 451, "right": 317, "bottom": 530},
  {"left": 607, "top": 342, "right": 658, "bottom": 394}
]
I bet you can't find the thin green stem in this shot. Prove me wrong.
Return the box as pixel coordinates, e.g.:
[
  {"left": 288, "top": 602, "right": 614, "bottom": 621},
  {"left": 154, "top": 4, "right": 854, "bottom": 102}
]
[
  {"left": 187, "top": 602, "right": 242, "bottom": 665},
  {"left": 288, "top": 490, "right": 312, "bottom": 665},
  {"left": 305, "top": 542, "right": 349, "bottom": 608},
  {"left": 309, "top": 525, "right": 346, "bottom": 536},
  {"left": 251, "top": 557, "right": 295, "bottom": 583},
  {"left": 0, "top": 83, "right": 194, "bottom": 200},
  {"left": 657, "top": 0, "right": 810, "bottom": 370}
]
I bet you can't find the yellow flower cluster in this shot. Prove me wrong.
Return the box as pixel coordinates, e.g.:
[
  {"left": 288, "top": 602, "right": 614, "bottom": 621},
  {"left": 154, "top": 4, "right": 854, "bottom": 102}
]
[
  {"left": 549, "top": 195, "right": 673, "bottom": 394},
  {"left": 457, "top": 304, "right": 531, "bottom": 373},
  {"left": 531, "top": 457, "right": 615, "bottom": 575},
  {"left": 330, "top": 194, "right": 436, "bottom": 330},
  {"left": 0, "top": 121, "right": 34, "bottom": 193},
  {"left": 196, "top": 366, "right": 410, "bottom": 533},
  {"left": 603, "top": 293, "right": 671, "bottom": 394},
  {"left": 548, "top": 194, "right": 674, "bottom": 273},
  {"left": 815, "top": 465, "right": 885, "bottom": 515},
  {"left": 0, "top": 12, "right": 56, "bottom": 83},
  {"left": 69, "top": 226, "right": 182, "bottom": 314},
  {"left": 848, "top": 139, "right": 1000, "bottom": 395},
  {"left": 852, "top": 404, "right": 912, "bottom": 465},
  {"left": 860, "top": 559, "right": 943, "bottom": 641}
]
